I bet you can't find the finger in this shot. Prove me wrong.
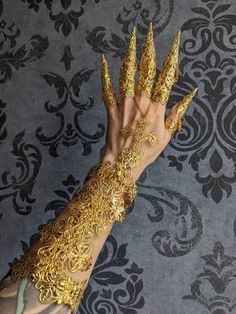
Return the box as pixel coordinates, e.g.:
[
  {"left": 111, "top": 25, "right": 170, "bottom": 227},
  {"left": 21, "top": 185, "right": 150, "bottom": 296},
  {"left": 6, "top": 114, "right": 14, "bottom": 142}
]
[
  {"left": 101, "top": 54, "right": 121, "bottom": 153},
  {"left": 151, "top": 30, "right": 181, "bottom": 113},
  {"left": 119, "top": 25, "right": 137, "bottom": 101},
  {"left": 101, "top": 53, "right": 118, "bottom": 109},
  {"left": 164, "top": 87, "right": 198, "bottom": 139},
  {"left": 135, "top": 22, "right": 156, "bottom": 116}
]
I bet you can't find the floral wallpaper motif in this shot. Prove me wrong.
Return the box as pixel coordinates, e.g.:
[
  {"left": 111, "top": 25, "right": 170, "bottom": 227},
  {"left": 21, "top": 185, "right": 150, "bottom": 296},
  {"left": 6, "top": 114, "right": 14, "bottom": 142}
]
[
  {"left": 0, "top": 131, "right": 42, "bottom": 215},
  {"left": 35, "top": 70, "right": 105, "bottom": 157},
  {"left": 183, "top": 242, "right": 236, "bottom": 313},
  {"left": 165, "top": 0, "right": 236, "bottom": 203},
  {"left": 0, "top": 0, "right": 236, "bottom": 313},
  {"left": 0, "top": 0, "right": 49, "bottom": 83}
]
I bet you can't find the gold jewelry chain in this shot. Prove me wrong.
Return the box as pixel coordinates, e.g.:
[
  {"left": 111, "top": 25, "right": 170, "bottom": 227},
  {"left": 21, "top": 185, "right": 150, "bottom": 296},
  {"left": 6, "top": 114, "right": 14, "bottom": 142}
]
[{"left": 9, "top": 115, "right": 158, "bottom": 312}]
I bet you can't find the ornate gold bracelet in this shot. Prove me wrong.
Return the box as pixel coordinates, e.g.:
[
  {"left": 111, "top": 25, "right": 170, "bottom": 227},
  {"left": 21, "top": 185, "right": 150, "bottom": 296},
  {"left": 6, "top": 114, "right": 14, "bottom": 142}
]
[{"left": 9, "top": 158, "right": 138, "bottom": 311}]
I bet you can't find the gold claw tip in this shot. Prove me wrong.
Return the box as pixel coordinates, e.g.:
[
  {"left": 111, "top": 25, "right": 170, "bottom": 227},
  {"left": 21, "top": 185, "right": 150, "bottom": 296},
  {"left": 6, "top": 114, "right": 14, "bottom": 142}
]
[
  {"left": 135, "top": 19, "right": 156, "bottom": 98},
  {"left": 101, "top": 52, "right": 118, "bottom": 107},
  {"left": 188, "top": 87, "right": 199, "bottom": 98},
  {"left": 119, "top": 24, "right": 137, "bottom": 99},
  {"left": 171, "top": 29, "right": 181, "bottom": 50},
  {"left": 176, "top": 87, "right": 199, "bottom": 115}
]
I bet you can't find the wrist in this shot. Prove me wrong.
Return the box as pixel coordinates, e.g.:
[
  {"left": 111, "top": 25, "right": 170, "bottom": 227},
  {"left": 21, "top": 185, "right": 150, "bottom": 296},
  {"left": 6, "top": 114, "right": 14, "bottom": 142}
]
[{"left": 100, "top": 151, "right": 149, "bottom": 183}]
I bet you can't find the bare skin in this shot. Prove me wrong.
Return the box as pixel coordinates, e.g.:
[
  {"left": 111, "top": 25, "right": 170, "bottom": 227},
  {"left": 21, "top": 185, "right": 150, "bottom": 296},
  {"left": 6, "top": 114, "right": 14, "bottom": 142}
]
[{"left": 0, "top": 94, "right": 182, "bottom": 313}]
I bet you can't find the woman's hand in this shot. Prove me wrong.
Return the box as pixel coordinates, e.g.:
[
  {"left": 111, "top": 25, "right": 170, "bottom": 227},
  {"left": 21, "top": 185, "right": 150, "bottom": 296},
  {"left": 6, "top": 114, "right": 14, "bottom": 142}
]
[
  {"left": 100, "top": 23, "right": 198, "bottom": 182},
  {"left": 101, "top": 95, "right": 175, "bottom": 181}
]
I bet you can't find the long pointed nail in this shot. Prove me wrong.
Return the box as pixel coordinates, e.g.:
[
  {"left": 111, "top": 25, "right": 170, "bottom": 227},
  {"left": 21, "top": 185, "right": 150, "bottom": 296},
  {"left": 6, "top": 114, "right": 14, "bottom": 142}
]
[
  {"left": 101, "top": 53, "right": 118, "bottom": 107},
  {"left": 176, "top": 87, "right": 198, "bottom": 116},
  {"left": 119, "top": 25, "right": 137, "bottom": 99},
  {"left": 136, "top": 21, "right": 156, "bottom": 98},
  {"left": 151, "top": 30, "right": 181, "bottom": 105},
  {"left": 168, "top": 30, "right": 181, "bottom": 81}
]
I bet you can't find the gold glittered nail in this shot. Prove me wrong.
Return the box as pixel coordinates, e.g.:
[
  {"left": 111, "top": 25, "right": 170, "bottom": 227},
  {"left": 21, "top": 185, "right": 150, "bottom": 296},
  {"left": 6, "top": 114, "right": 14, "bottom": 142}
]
[
  {"left": 165, "top": 87, "right": 198, "bottom": 135},
  {"left": 119, "top": 25, "right": 137, "bottom": 100},
  {"left": 101, "top": 53, "right": 118, "bottom": 107},
  {"left": 152, "top": 30, "right": 181, "bottom": 105},
  {"left": 135, "top": 22, "right": 156, "bottom": 98}
]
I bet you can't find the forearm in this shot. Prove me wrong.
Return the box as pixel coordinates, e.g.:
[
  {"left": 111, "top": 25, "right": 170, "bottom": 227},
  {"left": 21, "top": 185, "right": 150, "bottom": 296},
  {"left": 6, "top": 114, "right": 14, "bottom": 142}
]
[
  {"left": 26, "top": 175, "right": 116, "bottom": 284},
  {"left": 0, "top": 276, "right": 72, "bottom": 314},
  {"left": 0, "top": 159, "right": 137, "bottom": 313},
  {"left": 0, "top": 20, "right": 193, "bottom": 314},
  {"left": 0, "top": 173, "right": 116, "bottom": 314}
]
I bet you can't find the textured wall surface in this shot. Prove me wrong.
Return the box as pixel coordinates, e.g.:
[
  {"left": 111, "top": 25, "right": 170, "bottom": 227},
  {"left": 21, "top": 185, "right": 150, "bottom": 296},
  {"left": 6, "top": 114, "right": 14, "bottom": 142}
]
[{"left": 0, "top": 0, "right": 236, "bottom": 313}]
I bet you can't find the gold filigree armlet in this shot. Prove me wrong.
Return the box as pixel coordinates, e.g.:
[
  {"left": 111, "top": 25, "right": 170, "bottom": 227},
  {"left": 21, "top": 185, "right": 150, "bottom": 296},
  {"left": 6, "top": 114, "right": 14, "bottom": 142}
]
[
  {"left": 8, "top": 114, "right": 157, "bottom": 311},
  {"left": 9, "top": 160, "right": 138, "bottom": 312},
  {"left": 9, "top": 123, "right": 156, "bottom": 311}
]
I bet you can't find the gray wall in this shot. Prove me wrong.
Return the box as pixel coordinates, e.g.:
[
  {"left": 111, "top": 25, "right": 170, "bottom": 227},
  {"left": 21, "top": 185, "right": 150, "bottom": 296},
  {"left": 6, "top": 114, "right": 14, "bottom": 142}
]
[{"left": 0, "top": 0, "right": 236, "bottom": 313}]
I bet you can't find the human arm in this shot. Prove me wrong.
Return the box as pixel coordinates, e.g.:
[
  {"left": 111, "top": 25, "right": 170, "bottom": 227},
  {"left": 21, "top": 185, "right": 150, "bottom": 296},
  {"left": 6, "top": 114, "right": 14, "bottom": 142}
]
[{"left": 0, "top": 22, "right": 198, "bottom": 314}]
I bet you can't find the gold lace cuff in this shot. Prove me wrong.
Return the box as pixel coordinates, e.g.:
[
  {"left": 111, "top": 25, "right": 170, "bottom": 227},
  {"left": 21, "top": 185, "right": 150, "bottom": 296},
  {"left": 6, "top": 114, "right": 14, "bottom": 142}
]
[{"left": 9, "top": 161, "right": 137, "bottom": 312}]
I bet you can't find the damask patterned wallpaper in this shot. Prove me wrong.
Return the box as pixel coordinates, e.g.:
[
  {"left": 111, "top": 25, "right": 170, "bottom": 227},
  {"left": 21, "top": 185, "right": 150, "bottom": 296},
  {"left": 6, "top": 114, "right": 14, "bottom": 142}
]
[{"left": 0, "top": 0, "right": 236, "bottom": 313}]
